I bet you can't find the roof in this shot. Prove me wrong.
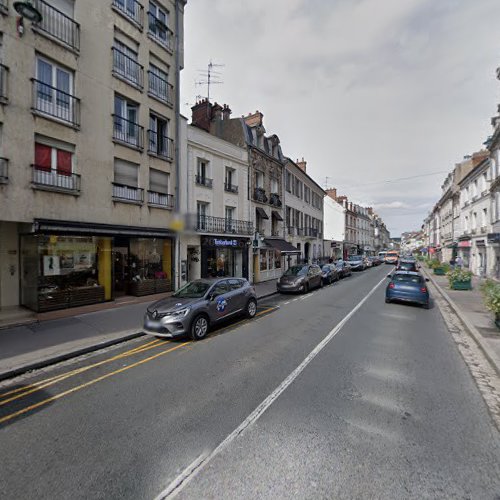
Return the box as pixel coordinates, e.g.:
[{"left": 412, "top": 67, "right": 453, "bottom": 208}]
[{"left": 263, "top": 238, "right": 300, "bottom": 254}]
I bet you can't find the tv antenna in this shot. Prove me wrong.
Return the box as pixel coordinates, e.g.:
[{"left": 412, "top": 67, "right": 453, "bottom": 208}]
[
  {"left": 195, "top": 60, "right": 224, "bottom": 102},
  {"left": 324, "top": 176, "right": 335, "bottom": 190}
]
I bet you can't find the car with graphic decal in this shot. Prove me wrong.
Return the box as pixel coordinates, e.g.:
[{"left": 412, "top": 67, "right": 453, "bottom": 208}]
[{"left": 143, "top": 278, "right": 258, "bottom": 340}]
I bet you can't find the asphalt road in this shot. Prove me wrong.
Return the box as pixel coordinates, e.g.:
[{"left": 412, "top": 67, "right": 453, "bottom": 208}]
[{"left": 0, "top": 265, "right": 499, "bottom": 499}]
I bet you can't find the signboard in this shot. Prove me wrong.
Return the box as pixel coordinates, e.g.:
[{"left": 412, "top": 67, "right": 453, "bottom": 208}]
[
  {"left": 458, "top": 241, "right": 472, "bottom": 248},
  {"left": 487, "top": 233, "right": 500, "bottom": 243}
]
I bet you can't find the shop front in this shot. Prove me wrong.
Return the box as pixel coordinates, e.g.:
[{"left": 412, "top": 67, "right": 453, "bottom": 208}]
[
  {"left": 254, "top": 238, "right": 300, "bottom": 282},
  {"left": 457, "top": 239, "right": 471, "bottom": 268},
  {"left": 20, "top": 220, "right": 175, "bottom": 312},
  {"left": 200, "top": 236, "right": 250, "bottom": 279}
]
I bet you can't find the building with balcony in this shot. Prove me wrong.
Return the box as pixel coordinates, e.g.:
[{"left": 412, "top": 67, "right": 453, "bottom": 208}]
[
  {"left": 284, "top": 158, "right": 325, "bottom": 264},
  {"left": 178, "top": 117, "right": 252, "bottom": 283},
  {"left": 0, "top": 0, "right": 186, "bottom": 313}
]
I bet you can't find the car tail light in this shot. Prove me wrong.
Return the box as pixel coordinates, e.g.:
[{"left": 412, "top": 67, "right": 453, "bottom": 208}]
[
  {"left": 388, "top": 283, "right": 395, "bottom": 289},
  {"left": 420, "top": 287, "right": 428, "bottom": 293}
]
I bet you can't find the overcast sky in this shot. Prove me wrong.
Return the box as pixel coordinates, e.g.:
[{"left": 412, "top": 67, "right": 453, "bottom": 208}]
[{"left": 180, "top": 0, "right": 500, "bottom": 237}]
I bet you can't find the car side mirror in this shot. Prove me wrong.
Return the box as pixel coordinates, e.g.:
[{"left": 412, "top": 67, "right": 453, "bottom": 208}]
[
  {"left": 387, "top": 274, "right": 392, "bottom": 278},
  {"left": 425, "top": 278, "right": 430, "bottom": 282}
]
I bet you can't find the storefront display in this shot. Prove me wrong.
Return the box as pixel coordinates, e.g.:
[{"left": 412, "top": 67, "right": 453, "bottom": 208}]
[{"left": 200, "top": 237, "right": 249, "bottom": 279}]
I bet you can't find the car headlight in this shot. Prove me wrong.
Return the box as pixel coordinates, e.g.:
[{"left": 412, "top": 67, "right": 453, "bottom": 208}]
[
  {"left": 293, "top": 277, "right": 304, "bottom": 285},
  {"left": 166, "top": 308, "right": 190, "bottom": 318}
]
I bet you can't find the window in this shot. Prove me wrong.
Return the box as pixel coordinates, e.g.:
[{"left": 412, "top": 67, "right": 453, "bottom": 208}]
[
  {"left": 225, "top": 206, "right": 235, "bottom": 232},
  {"left": 148, "top": 168, "right": 171, "bottom": 207},
  {"left": 255, "top": 171, "right": 264, "bottom": 189},
  {"left": 113, "top": 0, "right": 143, "bottom": 26},
  {"left": 113, "top": 39, "right": 142, "bottom": 87},
  {"left": 113, "top": 159, "right": 142, "bottom": 202},
  {"left": 114, "top": 95, "right": 141, "bottom": 147},
  {"left": 197, "top": 201, "right": 208, "bottom": 230},
  {"left": 148, "top": 114, "right": 170, "bottom": 159},
  {"left": 196, "top": 159, "right": 212, "bottom": 187},
  {"left": 304, "top": 186, "right": 310, "bottom": 203},
  {"left": 225, "top": 167, "right": 237, "bottom": 192},
  {"left": 286, "top": 170, "right": 292, "bottom": 192},
  {"left": 35, "top": 0, "right": 79, "bottom": 51},
  {"left": 148, "top": 64, "right": 171, "bottom": 104},
  {"left": 33, "top": 140, "right": 78, "bottom": 191},
  {"left": 148, "top": 1, "right": 171, "bottom": 48},
  {"left": 482, "top": 173, "right": 488, "bottom": 192},
  {"left": 271, "top": 177, "right": 278, "bottom": 194},
  {"left": 482, "top": 208, "right": 487, "bottom": 227},
  {"left": 472, "top": 212, "right": 477, "bottom": 229}
]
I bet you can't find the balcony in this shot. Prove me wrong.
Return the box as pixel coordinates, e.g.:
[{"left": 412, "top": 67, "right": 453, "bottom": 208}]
[
  {"left": 33, "top": 0, "right": 80, "bottom": 51},
  {"left": 193, "top": 215, "right": 253, "bottom": 235},
  {"left": 32, "top": 166, "right": 81, "bottom": 194},
  {"left": 148, "top": 130, "right": 173, "bottom": 160},
  {"left": 32, "top": 79, "right": 80, "bottom": 127},
  {"left": 195, "top": 175, "right": 213, "bottom": 188},
  {"left": 287, "top": 226, "right": 296, "bottom": 236},
  {"left": 148, "top": 13, "right": 174, "bottom": 52},
  {"left": 0, "top": 63, "right": 8, "bottom": 102},
  {"left": 112, "top": 48, "right": 144, "bottom": 88},
  {"left": 253, "top": 187, "right": 267, "bottom": 203},
  {"left": 224, "top": 182, "right": 238, "bottom": 194},
  {"left": 304, "top": 227, "right": 320, "bottom": 238},
  {"left": 148, "top": 71, "right": 173, "bottom": 106},
  {"left": 0, "top": 158, "right": 8, "bottom": 184},
  {"left": 113, "top": 114, "right": 144, "bottom": 149},
  {"left": 112, "top": 0, "right": 143, "bottom": 28},
  {"left": 112, "top": 182, "right": 144, "bottom": 203},
  {"left": 269, "top": 192, "right": 282, "bottom": 207},
  {"left": 148, "top": 190, "right": 174, "bottom": 209}
]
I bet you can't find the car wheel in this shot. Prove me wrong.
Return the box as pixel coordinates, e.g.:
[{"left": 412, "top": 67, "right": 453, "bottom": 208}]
[
  {"left": 246, "top": 298, "right": 257, "bottom": 318},
  {"left": 385, "top": 298, "right": 391, "bottom": 304},
  {"left": 423, "top": 302, "right": 430, "bottom": 310},
  {"left": 319, "top": 279, "right": 324, "bottom": 289},
  {"left": 304, "top": 283, "right": 309, "bottom": 294},
  {"left": 189, "top": 314, "right": 209, "bottom": 340}
]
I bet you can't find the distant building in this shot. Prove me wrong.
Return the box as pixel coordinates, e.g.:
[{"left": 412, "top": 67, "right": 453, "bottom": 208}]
[{"left": 323, "top": 195, "right": 345, "bottom": 260}]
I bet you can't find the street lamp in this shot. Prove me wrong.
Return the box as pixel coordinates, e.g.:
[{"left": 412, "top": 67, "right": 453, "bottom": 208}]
[{"left": 14, "top": 0, "right": 42, "bottom": 22}]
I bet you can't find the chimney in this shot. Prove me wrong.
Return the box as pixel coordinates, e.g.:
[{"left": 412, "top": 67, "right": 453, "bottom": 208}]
[
  {"left": 191, "top": 98, "right": 212, "bottom": 132},
  {"left": 212, "top": 102, "right": 223, "bottom": 122},
  {"left": 326, "top": 188, "right": 337, "bottom": 200},
  {"left": 244, "top": 110, "right": 263, "bottom": 127},
  {"left": 296, "top": 157, "right": 307, "bottom": 172},
  {"left": 222, "top": 104, "right": 232, "bottom": 120}
]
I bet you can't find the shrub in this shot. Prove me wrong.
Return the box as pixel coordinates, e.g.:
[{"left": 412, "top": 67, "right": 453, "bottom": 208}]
[
  {"left": 481, "top": 280, "right": 500, "bottom": 315},
  {"left": 447, "top": 268, "right": 472, "bottom": 286}
]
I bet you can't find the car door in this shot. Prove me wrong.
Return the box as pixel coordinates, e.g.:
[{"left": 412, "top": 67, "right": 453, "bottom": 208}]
[
  {"left": 311, "top": 265, "right": 321, "bottom": 288},
  {"left": 207, "top": 280, "right": 234, "bottom": 321},
  {"left": 227, "top": 278, "right": 246, "bottom": 313}
]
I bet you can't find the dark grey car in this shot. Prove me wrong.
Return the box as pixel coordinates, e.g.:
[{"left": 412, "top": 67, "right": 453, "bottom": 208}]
[
  {"left": 143, "top": 278, "right": 257, "bottom": 340},
  {"left": 277, "top": 264, "right": 323, "bottom": 293}
]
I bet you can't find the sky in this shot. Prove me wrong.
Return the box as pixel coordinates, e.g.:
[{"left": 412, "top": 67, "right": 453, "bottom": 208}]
[{"left": 180, "top": 0, "right": 500, "bottom": 237}]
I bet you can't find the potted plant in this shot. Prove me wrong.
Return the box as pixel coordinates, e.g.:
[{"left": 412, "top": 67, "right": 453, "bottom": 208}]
[
  {"left": 480, "top": 280, "right": 500, "bottom": 328},
  {"left": 448, "top": 268, "right": 473, "bottom": 290},
  {"left": 433, "top": 261, "right": 449, "bottom": 275}
]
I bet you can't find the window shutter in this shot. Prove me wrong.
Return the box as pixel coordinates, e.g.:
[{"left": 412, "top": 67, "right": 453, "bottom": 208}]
[
  {"left": 57, "top": 150, "right": 72, "bottom": 176},
  {"left": 114, "top": 159, "right": 138, "bottom": 187},
  {"left": 35, "top": 143, "right": 52, "bottom": 171},
  {"left": 149, "top": 168, "right": 168, "bottom": 194}
]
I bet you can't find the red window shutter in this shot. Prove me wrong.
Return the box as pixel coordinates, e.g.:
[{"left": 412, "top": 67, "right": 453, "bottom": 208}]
[
  {"left": 56, "top": 150, "right": 72, "bottom": 176},
  {"left": 35, "top": 143, "right": 52, "bottom": 171}
]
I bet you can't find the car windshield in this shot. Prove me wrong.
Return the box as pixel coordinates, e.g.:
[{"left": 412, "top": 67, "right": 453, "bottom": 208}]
[
  {"left": 284, "top": 266, "right": 308, "bottom": 276},
  {"left": 393, "top": 274, "right": 422, "bottom": 283},
  {"left": 348, "top": 256, "right": 361, "bottom": 261},
  {"left": 322, "top": 265, "right": 331, "bottom": 271},
  {"left": 173, "top": 281, "right": 211, "bottom": 298},
  {"left": 398, "top": 262, "right": 416, "bottom": 270}
]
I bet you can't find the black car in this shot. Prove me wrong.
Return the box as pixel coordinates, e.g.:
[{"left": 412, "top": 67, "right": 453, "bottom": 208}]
[
  {"left": 396, "top": 259, "right": 419, "bottom": 273},
  {"left": 335, "top": 260, "right": 352, "bottom": 278},
  {"left": 321, "top": 264, "right": 339, "bottom": 284}
]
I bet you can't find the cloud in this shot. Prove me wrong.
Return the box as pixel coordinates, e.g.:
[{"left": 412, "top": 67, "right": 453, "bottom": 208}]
[{"left": 373, "top": 201, "right": 412, "bottom": 210}]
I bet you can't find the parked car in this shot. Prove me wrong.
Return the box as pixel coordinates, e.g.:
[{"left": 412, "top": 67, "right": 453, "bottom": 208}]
[
  {"left": 336, "top": 260, "right": 352, "bottom": 278},
  {"left": 396, "top": 259, "right": 419, "bottom": 272},
  {"left": 143, "top": 278, "right": 258, "bottom": 340},
  {"left": 277, "top": 264, "right": 323, "bottom": 293},
  {"left": 347, "top": 255, "right": 366, "bottom": 271},
  {"left": 385, "top": 271, "right": 430, "bottom": 308},
  {"left": 368, "top": 256, "right": 381, "bottom": 266},
  {"left": 321, "top": 264, "right": 339, "bottom": 284}
]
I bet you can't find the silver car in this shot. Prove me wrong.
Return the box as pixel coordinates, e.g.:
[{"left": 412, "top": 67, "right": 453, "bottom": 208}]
[
  {"left": 143, "top": 278, "right": 258, "bottom": 340},
  {"left": 277, "top": 264, "right": 323, "bottom": 293}
]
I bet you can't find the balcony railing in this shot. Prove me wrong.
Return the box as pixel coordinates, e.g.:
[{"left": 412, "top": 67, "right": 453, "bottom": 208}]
[
  {"left": 253, "top": 187, "right": 267, "bottom": 203},
  {"left": 33, "top": 0, "right": 80, "bottom": 51},
  {"left": 269, "top": 192, "right": 282, "bottom": 207},
  {"left": 0, "top": 158, "right": 8, "bottom": 184},
  {"left": 112, "top": 0, "right": 143, "bottom": 28},
  {"left": 148, "top": 71, "right": 173, "bottom": 106},
  {"left": 192, "top": 215, "right": 253, "bottom": 235},
  {"left": 148, "top": 190, "right": 174, "bottom": 208},
  {"left": 196, "top": 175, "right": 213, "bottom": 188},
  {"left": 32, "top": 79, "right": 80, "bottom": 127},
  {"left": 0, "top": 63, "right": 8, "bottom": 102},
  {"left": 32, "top": 166, "right": 81, "bottom": 193},
  {"left": 287, "top": 226, "right": 296, "bottom": 236},
  {"left": 304, "top": 227, "right": 320, "bottom": 238},
  {"left": 113, "top": 114, "right": 144, "bottom": 149},
  {"left": 148, "top": 13, "right": 174, "bottom": 51},
  {"left": 224, "top": 182, "right": 238, "bottom": 193},
  {"left": 112, "top": 182, "right": 144, "bottom": 203},
  {"left": 112, "top": 48, "right": 144, "bottom": 88},
  {"left": 148, "top": 130, "right": 173, "bottom": 160}
]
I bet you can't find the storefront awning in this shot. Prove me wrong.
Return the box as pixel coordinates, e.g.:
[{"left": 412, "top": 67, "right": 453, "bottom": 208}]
[
  {"left": 264, "top": 238, "right": 301, "bottom": 254},
  {"left": 271, "top": 210, "right": 283, "bottom": 221},
  {"left": 256, "top": 207, "right": 269, "bottom": 220}
]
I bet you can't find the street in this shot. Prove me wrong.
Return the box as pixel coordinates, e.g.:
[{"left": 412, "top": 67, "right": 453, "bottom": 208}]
[{"left": 1, "top": 265, "right": 499, "bottom": 499}]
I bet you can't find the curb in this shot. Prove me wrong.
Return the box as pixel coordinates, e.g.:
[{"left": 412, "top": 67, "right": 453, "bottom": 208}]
[
  {"left": 423, "top": 267, "right": 500, "bottom": 377},
  {"left": 257, "top": 291, "right": 278, "bottom": 300},
  {"left": 0, "top": 331, "right": 145, "bottom": 383}
]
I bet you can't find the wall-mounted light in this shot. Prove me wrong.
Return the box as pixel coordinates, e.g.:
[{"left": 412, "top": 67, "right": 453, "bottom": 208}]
[{"left": 14, "top": 1, "right": 42, "bottom": 37}]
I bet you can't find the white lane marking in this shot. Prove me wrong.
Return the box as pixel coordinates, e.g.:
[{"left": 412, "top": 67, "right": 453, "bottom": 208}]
[
  {"left": 283, "top": 301, "right": 290, "bottom": 305},
  {"left": 158, "top": 274, "right": 387, "bottom": 499}
]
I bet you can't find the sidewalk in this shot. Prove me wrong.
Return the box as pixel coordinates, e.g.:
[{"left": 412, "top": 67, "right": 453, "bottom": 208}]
[
  {"left": 423, "top": 268, "right": 500, "bottom": 375},
  {"left": 0, "top": 279, "right": 278, "bottom": 381}
]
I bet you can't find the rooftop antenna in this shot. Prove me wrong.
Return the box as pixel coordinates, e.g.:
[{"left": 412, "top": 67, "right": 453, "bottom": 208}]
[
  {"left": 323, "top": 176, "right": 335, "bottom": 189},
  {"left": 195, "top": 60, "right": 224, "bottom": 102}
]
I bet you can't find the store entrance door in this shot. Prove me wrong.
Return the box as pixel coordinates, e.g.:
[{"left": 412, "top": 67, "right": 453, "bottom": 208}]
[{"left": 113, "top": 239, "right": 129, "bottom": 297}]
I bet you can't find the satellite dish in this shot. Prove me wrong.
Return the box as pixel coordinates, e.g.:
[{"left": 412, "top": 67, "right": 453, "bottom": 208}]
[{"left": 14, "top": 1, "right": 43, "bottom": 23}]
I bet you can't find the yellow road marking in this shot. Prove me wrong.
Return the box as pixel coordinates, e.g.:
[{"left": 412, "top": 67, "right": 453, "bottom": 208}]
[{"left": 0, "top": 342, "right": 190, "bottom": 426}]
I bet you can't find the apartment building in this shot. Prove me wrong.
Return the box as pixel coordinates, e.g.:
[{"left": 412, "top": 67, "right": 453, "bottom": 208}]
[
  {"left": 0, "top": 0, "right": 186, "bottom": 313},
  {"left": 323, "top": 194, "right": 345, "bottom": 260},
  {"left": 178, "top": 116, "right": 253, "bottom": 284},
  {"left": 284, "top": 157, "right": 325, "bottom": 264}
]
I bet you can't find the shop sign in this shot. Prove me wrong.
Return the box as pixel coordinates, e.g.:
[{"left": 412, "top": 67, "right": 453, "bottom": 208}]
[
  {"left": 458, "top": 241, "right": 472, "bottom": 248},
  {"left": 476, "top": 239, "right": 486, "bottom": 247},
  {"left": 214, "top": 239, "right": 238, "bottom": 247},
  {"left": 487, "top": 233, "right": 500, "bottom": 243},
  {"left": 202, "top": 237, "right": 249, "bottom": 248}
]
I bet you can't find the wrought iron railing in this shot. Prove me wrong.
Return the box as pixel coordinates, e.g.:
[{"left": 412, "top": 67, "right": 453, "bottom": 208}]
[
  {"left": 112, "top": 0, "right": 143, "bottom": 27},
  {"left": 112, "top": 47, "right": 144, "bottom": 88},
  {"left": 112, "top": 114, "right": 144, "bottom": 149},
  {"left": 0, "top": 158, "right": 8, "bottom": 183},
  {"left": 304, "top": 227, "right": 320, "bottom": 238},
  {"left": 33, "top": 0, "right": 80, "bottom": 51},
  {"left": 32, "top": 165, "right": 81, "bottom": 192},
  {"left": 148, "top": 191, "right": 174, "bottom": 208},
  {"left": 112, "top": 182, "right": 144, "bottom": 202},
  {"left": 191, "top": 215, "right": 253, "bottom": 235},
  {"left": 224, "top": 182, "right": 238, "bottom": 193},
  {"left": 148, "top": 12, "right": 174, "bottom": 51},
  {"left": 148, "top": 70, "right": 173, "bottom": 106},
  {"left": 148, "top": 130, "right": 173, "bottom": 160},
  {"left": 31, "top": 79, "right": 80, "bottom": 127},
  {"left": 195, "top": 175, "right": 213, "bottom": 188},
  {"left": 269, "top": 192, "right": 282, "bottom": 207},
  {"left": 254, "top": 187, "right": 267, "bottom": 203}
]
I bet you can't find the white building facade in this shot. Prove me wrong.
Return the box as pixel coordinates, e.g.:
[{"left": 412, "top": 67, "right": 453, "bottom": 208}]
[{"left": 322, "top": 195, "right": 345, "bottom": 259}]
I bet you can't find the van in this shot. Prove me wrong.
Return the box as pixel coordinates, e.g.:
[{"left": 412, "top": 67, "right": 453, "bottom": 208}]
[
  {"left": 384, "top": 251, "right": 399, "bottom": 264},
  {"left": 378, "top": 251, "right": 387, "bottom": 260}
]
